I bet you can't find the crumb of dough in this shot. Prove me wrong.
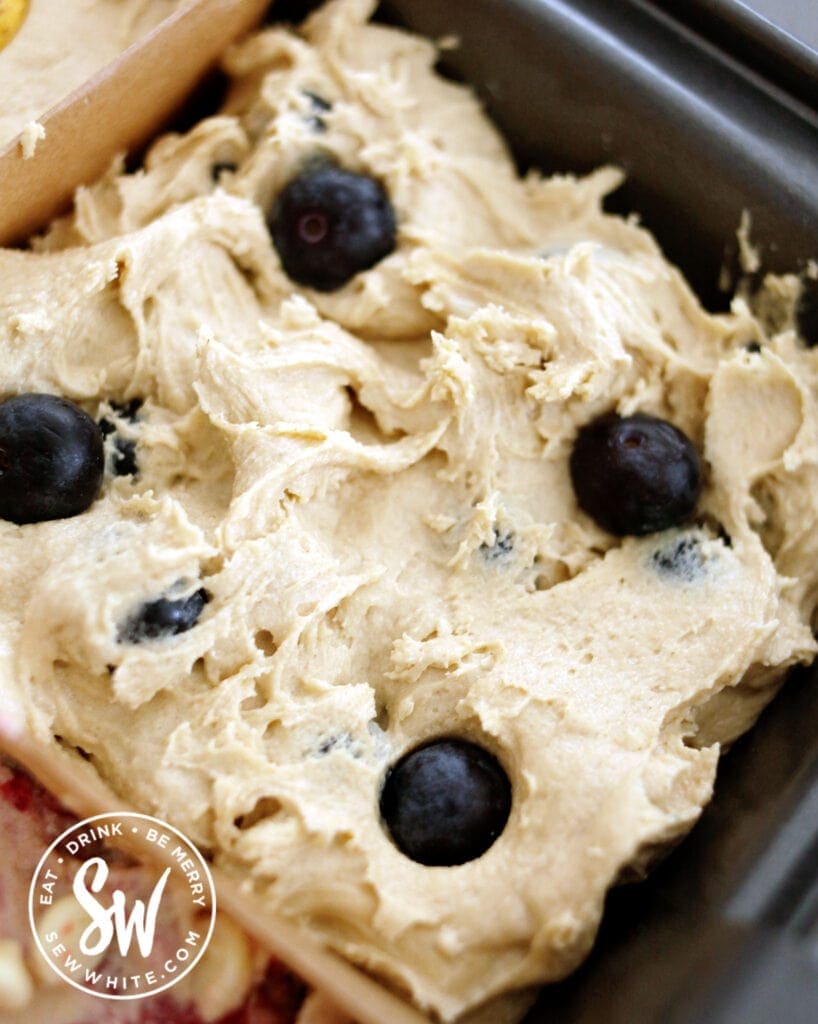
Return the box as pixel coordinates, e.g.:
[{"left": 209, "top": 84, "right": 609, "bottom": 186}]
[
  {"left": 737, "top": 208, "right": 761, "bottom": 274},
  {"left": 753, "top": 272, "right": 803, "bottom": 336},
  {"left": 18, "top": 120, "right": 45, "bottom": 159},
  {"left": 437, "top": 34, "right": 460, "bottom": 51}
]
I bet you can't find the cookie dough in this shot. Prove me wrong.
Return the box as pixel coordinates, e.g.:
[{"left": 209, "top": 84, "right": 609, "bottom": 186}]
[
  {"left": 1, "top": 0, "right": 817, "bottom": 1019},
  {"left": 0, "top": 0, "right": 187, "bottom": 150}
]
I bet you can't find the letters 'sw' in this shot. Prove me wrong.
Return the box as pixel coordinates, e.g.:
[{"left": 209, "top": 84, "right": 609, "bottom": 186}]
[{"left": 72, "top": 858, "right": 171, "bottom": 958}]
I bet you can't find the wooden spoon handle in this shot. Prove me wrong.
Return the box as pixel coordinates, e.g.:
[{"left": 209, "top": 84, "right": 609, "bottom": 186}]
[
  {"left": 0, "top": 723, "right": 429, "bottom": 1024},
  {"left": 0, "top": 0, "right": 270, "bottom": 245}
]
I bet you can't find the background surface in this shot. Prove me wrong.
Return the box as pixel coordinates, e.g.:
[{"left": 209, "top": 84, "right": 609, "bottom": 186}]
[{"left": 742, "top": 0, "right": 818, "bottom": 51}]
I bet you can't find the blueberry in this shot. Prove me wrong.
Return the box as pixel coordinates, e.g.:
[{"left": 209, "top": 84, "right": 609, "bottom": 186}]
[
  {"left": 480, "top": 529, "right": 514, "bottom": 561},
  {"left": 315, "top": 733, "right": 361, "bottom": 758},
  {"left": 318, "top": 735, "right": 339, "bottom": 755},
  {"left": 651, "top": 533, "right": 706, "bottom": 580},
  {"left": 302, "top": 90, "right": 331, "bottom": 133},
  {"left": 379, "top": 739, "right": 511, "bottom": 866},
  {"left": 303, "top": 90, "right": 331, "bottom": 113},
  {"left": 99, "top": 426, "right": 138, "bottom": 476},
  {"left": 119, "top": 588, "right": 210, "bottom": 643},
  {"left": 569, "top": 412, "right": 702, "bottom": 536},
  {"left": 268, "top": 164, "right": 397, "bottom": 292},
  {"left": 0, "top": 394, "right": 104, "bottom": 525},
  {"left": 99, "top": 398, "right": 142, "bottom": 434},
  {"left": 111, "top": 398, "right": 143, "bottom": 421}
]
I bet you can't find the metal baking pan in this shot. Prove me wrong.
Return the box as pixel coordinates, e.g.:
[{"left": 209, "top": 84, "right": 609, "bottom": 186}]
[
  {"left": 276, "top": 1, "right": 818, "bottom": 1021},
  {"left": 374, "top": 0, "right": 818, "bottom": 316},
  {"left": 648, "top": 0, "right": 818, "bottom": 112}
]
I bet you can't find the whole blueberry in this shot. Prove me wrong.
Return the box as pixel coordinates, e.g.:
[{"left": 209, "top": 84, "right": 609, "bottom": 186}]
[
  {"left": 380, "top": 739, "right": 511, "bottom": 866},
  {"left": 268, "top": 164, "right": 396, "bottom": 292},
  {"left": 0, "top": 393, "right": 104, "bottom": 525},
  {"left": 119, "top": 588, "right": 210, "bottom": 644},
  {"left": 570, "top": 412, "right": 702, "bottom": 536}
]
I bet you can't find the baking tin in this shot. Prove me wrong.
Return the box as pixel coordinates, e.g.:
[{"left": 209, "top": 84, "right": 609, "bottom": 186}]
[
  {"left": 0, "top": 0, "right": 808, "bottom": 1018},
  {"left": 75, "top": 1, "right": 818, "bottom": 1018},
  {"left": 649, "top": 0, "right": 818, "bottom": 112},
  {"left": 377, "top": 2, "right": 817, "bottom": 1021},
  {"left": 377, "top": 0, "right": 818, "bottom": 312},
  {"left": 4, "top": 0, "right": 813, "bottom": 1020}
]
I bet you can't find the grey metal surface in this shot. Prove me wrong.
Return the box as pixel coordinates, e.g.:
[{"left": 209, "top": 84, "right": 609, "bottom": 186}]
[{"left": 650, "top": 0, "right": 818, "bottom": 108}]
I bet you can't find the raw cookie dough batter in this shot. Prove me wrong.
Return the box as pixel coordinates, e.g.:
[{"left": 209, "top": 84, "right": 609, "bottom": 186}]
[
  {"left": 0, "top": 0, "right": 187, "bottom": 150},
  {"left": 2, "top": 0, "right": 818, "bottom": 1019}
]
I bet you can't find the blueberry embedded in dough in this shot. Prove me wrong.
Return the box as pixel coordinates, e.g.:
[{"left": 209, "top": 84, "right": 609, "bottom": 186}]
[
  {"left": 650, "top": 532, "right": 708, "bottom": 581},
  {"left": 110, "top": 398, "right": 143, "bottom": 422},
  {"left": 570, "top": 412, "right": 702, "bottom": 536},
  {"left": 0, "top": 393, "right": 104, "bottom": 525},
  {"left": 98, "top": 399, "right": 143, "bottom": 479},
  {"left": 379, "top": 739, "right": 512, "bottom": 866},
  {"left": 317, "top": 735, "right": 342, "bottom": 755},
  {"left": 301, "top": 89, "right": 332, "bottom": 133},
  {"left": 479, "top": 529, "right": 514, "bottom": 562},
  {"left": 267, "top": 164, "right": 397, "bottom": 292},
  {"left": 110, "top": 438, "right": 138, "bottom": 477},
  {"left": 98, "top": 419, "right": 138, "bottom": 478},
  {"left": 315, "top": 733, "right": 362, "bottom": 758},
  {"left": 118, "top": 587, "right": 210, "bottom": 644}
]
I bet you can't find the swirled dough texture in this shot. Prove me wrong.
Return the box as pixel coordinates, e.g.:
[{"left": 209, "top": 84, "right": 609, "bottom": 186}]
[{"left": 2, "top": 0, "right": 818, "bottom": 1019}]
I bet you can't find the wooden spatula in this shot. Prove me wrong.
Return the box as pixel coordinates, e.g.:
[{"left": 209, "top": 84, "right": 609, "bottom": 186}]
[
  {"left": 0, "top": 0, "right": 271, "bottom": 246},
  {"left": 0, "top": 721, "right": 430, "bottom": 1024}
]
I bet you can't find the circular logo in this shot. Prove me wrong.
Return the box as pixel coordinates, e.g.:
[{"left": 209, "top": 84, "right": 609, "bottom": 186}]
[{"left": 28, "top": 812, "right": 216, "bottom": 1000}]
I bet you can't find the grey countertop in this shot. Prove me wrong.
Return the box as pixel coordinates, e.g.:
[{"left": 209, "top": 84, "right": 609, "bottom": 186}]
[{"left": 740, "top": 0, "right": 818, "bottom": 53}]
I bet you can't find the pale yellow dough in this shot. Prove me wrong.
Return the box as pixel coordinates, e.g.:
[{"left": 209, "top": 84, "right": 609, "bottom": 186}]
[
  {"left": 0, "top": 0, "right": 187, "bottom": 150},
  {"left": 2, "top": 0, "right": 818, "bottom": 1020}
]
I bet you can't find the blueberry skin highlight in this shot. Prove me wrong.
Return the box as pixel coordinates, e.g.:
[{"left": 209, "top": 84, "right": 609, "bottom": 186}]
[
  {"left": 119, "top": 588, "right": 210, "bottom": 644},
  {"left": 268, "top": 164, "right": 397, "bottom": 292},
  {"left": 569, "top": 412, "right": 702, "bottom": 537},
  {"left": 0, "top": 393, "right": 104, "bottom": 525},
  {"left": 380, "top": 739, "right": 511, "bottom": 867}
]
